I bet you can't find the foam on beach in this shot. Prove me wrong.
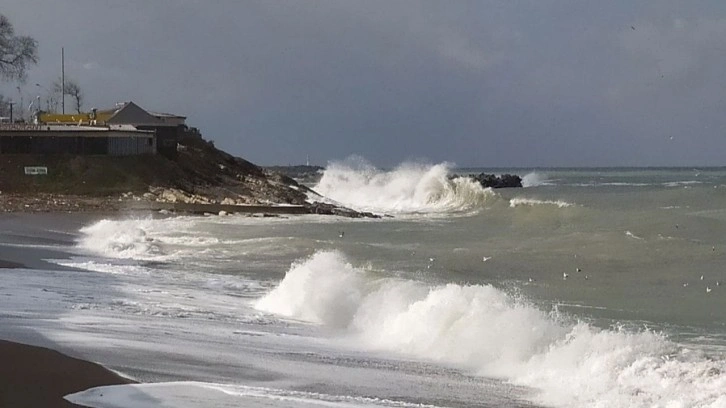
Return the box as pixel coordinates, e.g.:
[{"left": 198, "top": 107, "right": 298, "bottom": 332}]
[{"left": 66, "top": 382, "right": 449, "bottom": 408}]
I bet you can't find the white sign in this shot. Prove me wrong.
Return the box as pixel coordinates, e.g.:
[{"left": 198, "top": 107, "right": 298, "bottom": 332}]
[{"left": 24, "top": 166, "right": 48, "bottom": 175}]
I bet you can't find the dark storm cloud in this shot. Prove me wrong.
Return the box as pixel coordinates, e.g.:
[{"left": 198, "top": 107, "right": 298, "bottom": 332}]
[{"left": 2, "top": 1, "right": 726, "bottom": 166}]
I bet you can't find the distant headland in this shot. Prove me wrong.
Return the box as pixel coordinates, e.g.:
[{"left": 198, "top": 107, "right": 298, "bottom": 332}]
[{"left": 0, "top": 102, "right": 375, "bottom": 217}]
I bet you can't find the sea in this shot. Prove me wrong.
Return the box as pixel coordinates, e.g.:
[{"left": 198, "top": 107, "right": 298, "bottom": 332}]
[{"left": 2, "top": 163, "right": 726, "bottom": 408}]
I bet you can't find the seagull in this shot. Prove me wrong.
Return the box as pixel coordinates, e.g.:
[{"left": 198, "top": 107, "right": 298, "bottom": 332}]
[
  {"left": 482, "top": 256, "right": 492, "bottom": 262},
  {"left": 576, "top": 267, "right": 582, "bottom": 273},
  {"left": 338, "top": 231, "right": 344, "bottom": 238},
  {"left": 700, "top": 275, "right": 704, "bottom": 280},
  {"left": 717, "top": 281, "right": 721, "bottom": 287},
  {"left": 563, "top": 272, "right": 569, "bottom": 280},
  {"left": 683, "top": 283, "right": 689, "bottom": 287},
  {"left": 429, "top": 257, "right": 435, "bottom": 263},
  {"left": 584, "top": 275, "right": 589, "bottom": 280},
  {"left": 528, "top": 278, "right": 534, "bottom": 283},
  {"left": 706, "top": 286, "right": 712, "bottom": 294}
]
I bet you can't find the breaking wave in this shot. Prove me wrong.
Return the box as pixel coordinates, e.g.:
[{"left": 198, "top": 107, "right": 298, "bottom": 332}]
[
  {"left": 312, "top": 158, "right": 495, "bottom": 214},
  {"left": 78, "top": 219, "right": 166, "bottom": 259},
  {"left": 256, "top": 250, "right": 726, "bottom": 408},
  {"left": 521, "top": 172, "right": 550, "bottom": 187},
  {"left": 76, "top": 217, "right": 219, "bottom": 261}
]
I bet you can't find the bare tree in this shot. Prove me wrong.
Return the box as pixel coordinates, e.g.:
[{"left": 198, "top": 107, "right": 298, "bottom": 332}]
[
  {"left": 52, "top": 78, "right": 83, "bottom": 113},
  {"left": 0, "top": 15, "right": 38, "bottom": 82}
]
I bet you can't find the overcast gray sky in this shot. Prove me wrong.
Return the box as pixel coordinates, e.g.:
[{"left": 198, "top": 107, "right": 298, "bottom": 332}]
[{"left": 3, "top": 1, "right": 726, "bottom": 167}]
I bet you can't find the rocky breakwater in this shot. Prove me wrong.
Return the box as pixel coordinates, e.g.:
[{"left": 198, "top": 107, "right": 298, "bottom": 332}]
[
  {"left": 122, "top": 186, "right": 378, "bottom": 218},
  {"left": 451, "top": 173, "right": 523, "bottom": 188}
]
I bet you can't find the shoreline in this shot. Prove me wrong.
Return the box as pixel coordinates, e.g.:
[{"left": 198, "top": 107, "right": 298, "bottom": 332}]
[
  {"left": 0, "top": 192, "right": 378, "bottom": 218},
  {"left": 0, "top": 339, "right": 133, "bottom": 408}
]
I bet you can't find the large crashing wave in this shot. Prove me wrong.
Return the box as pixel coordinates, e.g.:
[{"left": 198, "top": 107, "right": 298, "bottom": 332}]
[
  {"left": 312, "top": 158, "right": 495, "bottom": 214},
  {"left": 256, "top": 251, "right": 726, "bottom": 408}
]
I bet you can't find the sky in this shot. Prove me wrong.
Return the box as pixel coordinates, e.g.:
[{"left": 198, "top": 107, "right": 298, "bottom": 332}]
[{"left": 2, "top": 1, "right": 726, "bottom": 167}]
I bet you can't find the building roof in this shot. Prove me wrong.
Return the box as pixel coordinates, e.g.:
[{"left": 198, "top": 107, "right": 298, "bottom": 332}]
[
  {"left": 104, "top": 102, "right": 185, "bottom": 126},
  {"left": 149, "top": 111, "right": 187, "bottom": 120},
  {"left": 37, "top": 102, "right": 186, "bottom": 127}
]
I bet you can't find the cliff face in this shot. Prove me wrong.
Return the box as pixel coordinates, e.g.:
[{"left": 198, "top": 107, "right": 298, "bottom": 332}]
[{"left": 0, "top": 133, "right": 311, "bottom": 206}]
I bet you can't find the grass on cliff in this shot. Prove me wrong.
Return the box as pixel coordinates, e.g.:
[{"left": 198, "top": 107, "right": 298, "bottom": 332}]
[{"left": 0, "top": 137, "right": 267, "bottom": 196}]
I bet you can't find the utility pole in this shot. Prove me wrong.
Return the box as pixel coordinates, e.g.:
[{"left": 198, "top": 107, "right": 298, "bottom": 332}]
[
  {"left": 61, "top": 47, "right": 65, "bottom": 114},
  {"left": 16, "top": 87, "right": 23, "bottom": 122},
  {"left": 8, "top": 101, "right": 15, "bottom": 123}
]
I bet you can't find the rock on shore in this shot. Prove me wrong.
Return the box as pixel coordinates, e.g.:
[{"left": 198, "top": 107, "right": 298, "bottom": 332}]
[{"left": 452, "top": 173, "right": 523, "bottom": 189}]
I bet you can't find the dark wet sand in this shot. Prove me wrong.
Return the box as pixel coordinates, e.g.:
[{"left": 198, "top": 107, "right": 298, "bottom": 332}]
[
  {"left": 0, "top": 214, "right": 132, "bottom": 407},
  {"left": 0, "top": 339, "right": 133, "bottom": 408},
  {"left": 0, "top": 259, "right": 25, "bottom": 268}
]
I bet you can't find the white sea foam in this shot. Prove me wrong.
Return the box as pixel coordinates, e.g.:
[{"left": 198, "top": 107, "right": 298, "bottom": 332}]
[
  {"left": 312, "top": 158, "right": 495, "bottom": 214},
  {"left": 625, "top": 231, "right": 644, "bottom": 240},
  {"left": 256, "top": 250, "right": 726, "bottom": 408},
  {"left": 66, "top": 382, "right": 447, "bottom": 408},
  {"left": 51, "top": 258, "right": 152, "bottom": 276},
  {"left": 78, "top": 219, "right": 165, "bottom": 259},
  {"left": 521, "top": 172, "right": 550, "bottom": 187},
  {"left": 664, "top": 181, "right": 703, "bottom": 187},
  {"left": 76, "top": 217, "right": 227, "bottom": 261},
  {"left": 509, "top": 197, "right": 574, "bottom": 208}
]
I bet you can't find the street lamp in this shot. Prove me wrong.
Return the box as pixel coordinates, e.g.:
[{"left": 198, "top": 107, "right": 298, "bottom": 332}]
[{"left": 16, "top": 86, "right": 23, "bottom": 122}]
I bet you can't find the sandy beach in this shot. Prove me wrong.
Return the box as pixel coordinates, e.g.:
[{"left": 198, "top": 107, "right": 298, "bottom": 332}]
[
  {"left": 0, "top": 212, "right": 132, "bottom": 407},
  {"left": 0, "top": 339, "right": 132, "bottom": 408}
]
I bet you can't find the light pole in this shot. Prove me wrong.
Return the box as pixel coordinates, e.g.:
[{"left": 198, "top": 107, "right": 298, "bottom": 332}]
[
  {"left": 8, "top": 101, "right": 15, "bottom": 123},
  {"left": 16, "top": 87, "right": 23, "bottom": 122}
]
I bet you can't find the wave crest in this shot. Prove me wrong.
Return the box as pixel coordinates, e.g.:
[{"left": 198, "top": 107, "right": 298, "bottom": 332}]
[
  {"left": 256, "top": 250, "right": 726, "bottom": 408},
  {"left": 78, "top": 219, "right": 164, "bottom": 259},
  {"left": 312, "top": 158, "right": 495, "bottom": 214}
]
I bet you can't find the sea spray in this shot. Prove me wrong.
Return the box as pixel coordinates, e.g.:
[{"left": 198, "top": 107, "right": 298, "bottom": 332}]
[
  {"left": 77, "top": 217, "right": 211, "bottom": 261},
  {"left": 256, "top": 250, "right": 726, "bottom": 408},
  {"left": 313, "top": 158, "right": 495, "bottom": 214},
  {"left": 521, "top": 172, "right": 550, "bottom": 187},
  {"left": 79, "top": 218, "right": 164, "bottom": 259},
  {"left": 255, "top": 251, "right": 369, "bottom": 327}
]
